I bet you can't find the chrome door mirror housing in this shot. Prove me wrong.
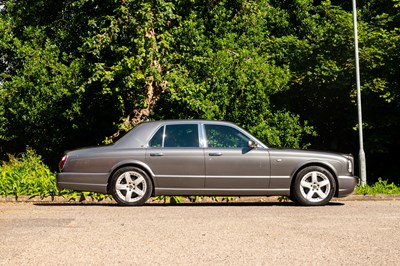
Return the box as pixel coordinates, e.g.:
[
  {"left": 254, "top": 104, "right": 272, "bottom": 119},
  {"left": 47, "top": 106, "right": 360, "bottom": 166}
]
[{"left": 248, "top": 140, "right": 257, "bottom": 149}]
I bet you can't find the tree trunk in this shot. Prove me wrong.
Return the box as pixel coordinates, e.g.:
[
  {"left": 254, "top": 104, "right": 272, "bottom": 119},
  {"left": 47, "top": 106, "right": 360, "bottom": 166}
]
[{"left": 107, "top": 27, "right": 167, "bottom": 143}]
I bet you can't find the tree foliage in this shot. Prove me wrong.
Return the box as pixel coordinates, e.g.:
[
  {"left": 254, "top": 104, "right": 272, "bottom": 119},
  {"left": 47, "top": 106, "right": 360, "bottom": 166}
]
[
  {"left": 154, "top": 0, "right": 315, "bottom": 148},
  {"left": 1, "top": 0, "right": 400, "bottom": 183}
]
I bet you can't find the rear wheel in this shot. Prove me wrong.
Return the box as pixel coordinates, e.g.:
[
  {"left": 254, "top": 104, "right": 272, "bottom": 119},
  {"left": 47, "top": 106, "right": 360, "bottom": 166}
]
[
  {"left": 110, "top": 167, "right": 153, "bottom": 206},
  {"left": 292, "top": 166, "right": 335, "bottom": 206}
]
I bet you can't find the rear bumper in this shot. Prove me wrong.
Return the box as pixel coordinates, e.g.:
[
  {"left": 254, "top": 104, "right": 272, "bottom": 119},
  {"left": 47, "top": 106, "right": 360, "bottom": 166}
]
[
  {"left": 56, "top": 172, "right": 109, "bottom": 194},
  {"left": 337, "top": 175, "right": 359, "bottom": 197}
]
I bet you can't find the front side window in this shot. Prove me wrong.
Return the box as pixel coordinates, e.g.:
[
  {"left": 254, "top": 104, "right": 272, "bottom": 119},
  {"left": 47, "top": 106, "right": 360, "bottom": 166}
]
[
  {"left": 164, "top": 124, "right": 199, "bottom": 147},
  {"left": 205, "top": 124, "right": 249, "bottom": 148}
]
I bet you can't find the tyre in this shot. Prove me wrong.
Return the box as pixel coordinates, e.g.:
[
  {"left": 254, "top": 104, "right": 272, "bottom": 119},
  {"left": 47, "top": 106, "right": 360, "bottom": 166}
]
[
  {"left": 292, "top": 166, "right": 335, "bottom": 206},
  {"left": 110, "top": 167, "right": 153, "bottom": 206},
  {"left": 289, "top": 195, "right": 299, "bottom": 205}
]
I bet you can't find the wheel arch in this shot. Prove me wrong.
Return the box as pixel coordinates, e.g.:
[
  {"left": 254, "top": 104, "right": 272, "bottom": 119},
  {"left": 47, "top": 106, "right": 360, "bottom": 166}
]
[
  {"left": 106, "top": 160, "right": 156, "bottom": 195},
  {"left": 290, "top": 162, "right": 339, "bottom": 197}
]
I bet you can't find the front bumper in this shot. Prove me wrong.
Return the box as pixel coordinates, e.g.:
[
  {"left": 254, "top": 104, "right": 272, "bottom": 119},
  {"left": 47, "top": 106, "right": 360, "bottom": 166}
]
[{"left": 336, "top": 175, "right": 359, "bottom": 197}]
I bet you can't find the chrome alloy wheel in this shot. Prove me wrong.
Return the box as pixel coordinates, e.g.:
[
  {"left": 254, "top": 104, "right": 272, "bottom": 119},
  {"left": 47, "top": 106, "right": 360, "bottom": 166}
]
[
  {"left": 115, "top": 171, "right": 147, "bottom": 203},
  {"left": 299, "top": 171, "right": 331, "bottom": 203}
]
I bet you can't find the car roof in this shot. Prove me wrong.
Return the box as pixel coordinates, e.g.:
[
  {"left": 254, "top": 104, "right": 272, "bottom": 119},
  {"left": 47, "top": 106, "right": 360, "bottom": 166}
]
[
  {"left": 113, "top": 120, "right": 266, "bottom": 148},
  {"left": 140, "top": 119, "right": 236, "bottom": 126}
]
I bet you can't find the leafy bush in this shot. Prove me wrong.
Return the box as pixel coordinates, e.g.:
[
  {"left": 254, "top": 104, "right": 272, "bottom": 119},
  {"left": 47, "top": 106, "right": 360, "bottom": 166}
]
[
  {"left": 0, "top": 148, "right": 58, "bottom": 199},
  {"left": 356, "top": 178, "right": 400, "bottom": 195},
  {"left": 0, "top": 148, "right": 110, "bottom": 201}
]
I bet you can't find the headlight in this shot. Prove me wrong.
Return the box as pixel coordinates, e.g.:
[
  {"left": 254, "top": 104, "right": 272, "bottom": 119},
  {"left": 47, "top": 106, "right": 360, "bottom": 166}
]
[
  {"left": 348, "top": 159, "right": 352, "bottom": 174},
  {"left": 343, "top": 154, "right": 354, "bottom": 174}
]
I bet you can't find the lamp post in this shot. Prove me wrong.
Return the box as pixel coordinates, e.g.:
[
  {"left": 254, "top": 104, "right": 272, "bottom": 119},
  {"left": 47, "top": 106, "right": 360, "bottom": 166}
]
[{"left": 352, "top": 0, "right": 367, "bottom": 186}]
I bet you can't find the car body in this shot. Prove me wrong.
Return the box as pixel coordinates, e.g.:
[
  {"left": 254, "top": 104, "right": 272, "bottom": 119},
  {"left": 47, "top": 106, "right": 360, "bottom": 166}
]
[{"left": 57, "top": 120, "right": 358, "bottom": 206}]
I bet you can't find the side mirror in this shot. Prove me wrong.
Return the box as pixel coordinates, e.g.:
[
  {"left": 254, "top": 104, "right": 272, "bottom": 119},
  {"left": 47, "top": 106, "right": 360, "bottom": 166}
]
[{"left": 248, "top": 140, "right": 257, "bottom": 149}]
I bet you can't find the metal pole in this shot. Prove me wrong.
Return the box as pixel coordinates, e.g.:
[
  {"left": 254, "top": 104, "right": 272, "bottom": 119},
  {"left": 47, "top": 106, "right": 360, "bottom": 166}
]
[{"left": 352, "top": 0, "right": 367, "bottom": 186}]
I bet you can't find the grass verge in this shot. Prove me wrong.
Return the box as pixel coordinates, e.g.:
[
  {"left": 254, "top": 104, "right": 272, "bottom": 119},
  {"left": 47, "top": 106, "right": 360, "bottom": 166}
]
[{"left": 356, "top": 178, "right": 400, "bottom": 195}]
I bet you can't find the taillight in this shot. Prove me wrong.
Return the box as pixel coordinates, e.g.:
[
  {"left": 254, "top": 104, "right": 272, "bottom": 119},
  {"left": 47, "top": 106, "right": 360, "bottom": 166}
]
[{"left": 59, "top": 155, "right": 68, "bottom": 171}]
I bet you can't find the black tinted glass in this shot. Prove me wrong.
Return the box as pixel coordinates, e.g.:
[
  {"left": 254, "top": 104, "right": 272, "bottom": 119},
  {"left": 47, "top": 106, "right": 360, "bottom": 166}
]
[
  {"left": 205, "top": 125, "right": 249, "bottom": 148},
  {"left": 149, "top": 126, "right": 164, "bottom": 147},
  {"left": 164, "top": 124, "right": 199, "bottom": 148}
]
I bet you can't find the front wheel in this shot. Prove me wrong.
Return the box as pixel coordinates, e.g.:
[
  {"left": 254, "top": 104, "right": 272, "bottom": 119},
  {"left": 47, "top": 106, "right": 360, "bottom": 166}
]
[
  {"left": 110, "top": 167, "right": 153, "bottom": 206},
  {"left": 292, "top": 166, "right": 336, "bottom": 206}
]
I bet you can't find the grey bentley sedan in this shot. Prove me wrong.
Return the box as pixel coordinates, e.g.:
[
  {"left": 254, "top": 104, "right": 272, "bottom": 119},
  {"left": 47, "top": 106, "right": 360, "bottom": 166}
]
[{"left": 57, "top": 120, "right": 358, "bottom": 206}]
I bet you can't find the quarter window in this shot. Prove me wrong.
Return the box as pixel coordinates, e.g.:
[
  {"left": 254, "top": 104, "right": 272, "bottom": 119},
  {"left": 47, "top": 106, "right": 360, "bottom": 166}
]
[{"left": 149, "top": 126, "right": 164, "bottom": 147}]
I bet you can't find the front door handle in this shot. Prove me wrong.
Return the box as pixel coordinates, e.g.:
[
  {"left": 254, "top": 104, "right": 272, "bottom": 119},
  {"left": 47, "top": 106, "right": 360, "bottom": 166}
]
[
  {"left": 150, "top": 153, "right": 164, "bottom": 157},
  {"left": 209, "top": 152, "right": 222, "bottom": 156}
]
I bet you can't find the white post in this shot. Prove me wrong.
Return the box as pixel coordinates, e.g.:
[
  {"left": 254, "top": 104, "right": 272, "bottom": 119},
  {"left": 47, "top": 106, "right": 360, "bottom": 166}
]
[{"left": 352, "top": 0, "right": 367, "bottom": 186}]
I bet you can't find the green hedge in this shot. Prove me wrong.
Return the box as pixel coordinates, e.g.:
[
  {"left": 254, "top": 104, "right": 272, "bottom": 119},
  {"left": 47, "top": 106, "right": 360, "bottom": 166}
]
[{"left": 0, "top": 148, "right": 110, "bottom": 201}]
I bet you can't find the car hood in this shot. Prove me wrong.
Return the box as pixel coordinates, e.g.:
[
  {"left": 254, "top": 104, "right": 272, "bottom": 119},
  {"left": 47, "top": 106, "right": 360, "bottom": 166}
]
[{"left": 269, "top": 148, "right": 352, "bottom": 160}]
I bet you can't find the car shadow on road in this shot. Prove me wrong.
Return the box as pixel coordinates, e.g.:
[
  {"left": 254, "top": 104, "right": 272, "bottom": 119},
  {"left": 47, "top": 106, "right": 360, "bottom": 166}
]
[
  {"left": 144, "top": 201, "right": 345, "bottom": 207},
  {"left": 33, "top": 201, "right": 345, "bottom": 207}
]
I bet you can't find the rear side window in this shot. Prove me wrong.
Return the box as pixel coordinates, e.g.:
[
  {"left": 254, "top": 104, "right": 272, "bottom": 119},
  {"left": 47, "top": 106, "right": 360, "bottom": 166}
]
[
  {"left": 148, "top": 124, "right": 200, "bottom": 148},
  {"left": 165, "top": 124, "right": 199, "bottom": 147}
]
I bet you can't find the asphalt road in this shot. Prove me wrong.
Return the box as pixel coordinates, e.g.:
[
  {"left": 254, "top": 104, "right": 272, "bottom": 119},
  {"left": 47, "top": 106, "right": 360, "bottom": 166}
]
[{"left": 1, "top": 200, "right": 399, "bottom": 266}]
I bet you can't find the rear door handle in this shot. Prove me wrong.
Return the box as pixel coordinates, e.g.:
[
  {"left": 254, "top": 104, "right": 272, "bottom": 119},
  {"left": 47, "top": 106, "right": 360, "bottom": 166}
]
[
  {"left": 209, "top": 152, "right": 222, "bottom": 156},
  {"left": 150, "top": 153, "right": 164, "bottom": 157}
]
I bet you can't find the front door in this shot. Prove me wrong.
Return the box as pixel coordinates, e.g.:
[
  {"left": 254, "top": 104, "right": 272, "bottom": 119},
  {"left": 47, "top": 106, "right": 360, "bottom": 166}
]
[{"left": 203, "top": 124, "right": 270, "bottom": 191}]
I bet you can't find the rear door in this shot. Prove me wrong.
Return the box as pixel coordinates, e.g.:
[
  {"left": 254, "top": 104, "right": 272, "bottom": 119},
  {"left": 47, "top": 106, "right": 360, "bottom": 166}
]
[{"left": 145, "top": 123, "right": 205, "bottom": 189}]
